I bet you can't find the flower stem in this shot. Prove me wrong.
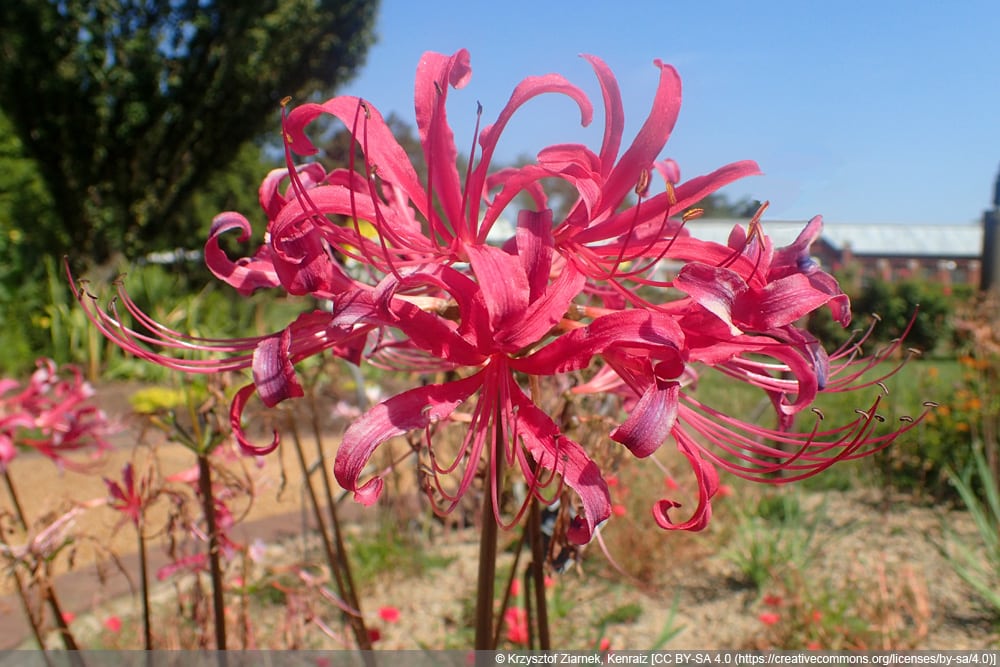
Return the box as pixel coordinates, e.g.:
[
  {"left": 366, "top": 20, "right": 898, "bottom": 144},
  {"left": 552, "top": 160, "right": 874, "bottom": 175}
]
[
  {"left": 0, "top": 523, "right": 50, "bottom": 657},
  {"left": 309, "top": 395, "right": 366, "bottom": 626},
  {"left": 474, "top": 415, "right": 504, "bottom": 650},
  {"left": 2, "top": 469, "right": 81, "bottom": 652},
  {"left": 2, "top": 469, "right": 29, "bottom": 529},
  {"left": 287, "top": 417, "right": 372, "bottom": 651},
  {"left": 527, "top": 498, "right": 550, "bottom": 649},
  {"left": 492, "top": 523, "right": 527, "bottom": 648},
  {"left": 196, "top": 453, "right": 227, "bottom": 651},
  {"left": 137, "top": 526, "right": 152, "bottom": 650}
]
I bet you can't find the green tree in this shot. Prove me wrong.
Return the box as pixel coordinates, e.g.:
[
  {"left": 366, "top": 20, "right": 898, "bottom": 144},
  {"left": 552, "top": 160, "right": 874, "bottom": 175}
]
[
  {"left": 695, "top": 192, "right": 761, "bottom": 218},
  {"left": 0, "top": 0, "right": 378, "bottom": 270}
]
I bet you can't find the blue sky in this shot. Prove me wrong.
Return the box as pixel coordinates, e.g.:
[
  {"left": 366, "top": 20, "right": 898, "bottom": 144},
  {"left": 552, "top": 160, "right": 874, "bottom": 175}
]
[{"left": 337, "top": 0, "right": 1000, "bottom": 226}]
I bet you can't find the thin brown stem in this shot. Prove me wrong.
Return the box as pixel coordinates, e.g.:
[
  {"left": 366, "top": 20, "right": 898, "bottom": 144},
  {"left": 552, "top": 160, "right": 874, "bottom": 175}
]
[
  {"left": 196, "top": 453, "right": 227, "bottom": 651},
  {"left": 0, "top": 524, "right": 51, "bottom": 658},
  {"left": 527, "top": 498, "right": 550, "bottom": 649},
  {"left": 287, "top": 418, "right": 372, "bottom": 651},
  {"left": 137, "top": 525, "right": 152, "bottom": 650},
  {"left": 3, "top": 470, "right": 29, "bottom": 528},
  {"left": 491, "top": 523, "right": 528, "bottom": 649},
  {"left": 3, "top": 469, "right": 81, "bottom": 652},
  {"left": 309, "top": 396, "right": 365, "bottom": 619},
  {"left": 474, "top": 415, "right": 504, "bottom": 650},
  {"left": 523, "top": 567, "right": 535, "bottom": 649},
  {"left": 525, "top": 376, "right": 552, "bottom": 648}
]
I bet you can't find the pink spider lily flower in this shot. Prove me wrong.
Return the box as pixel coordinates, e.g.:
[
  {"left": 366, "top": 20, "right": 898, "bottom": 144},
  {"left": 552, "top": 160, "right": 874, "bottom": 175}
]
[
  {"left": 0, "top": 359, "right": 112, "bottom": 470},
  {"left": 476, "top": 55, "right": 762, "bottom": 305},
  {"left": 671, "top": 214, "right": 851, "bottom": 337},
  {"left": 104, "top": 462, "right": 150, "bottom": 528},
  {"left": 333, "top": 211, "right": 610, "bottom": 545},
  {"left": 205, "top": 48, "right": 595, "bottom": 300},
  {"left": 68, "top": 48, "right": 929, "bottom": 544},
  {"left": 559, "top": 299, "right": 928, "bottom": 532},
  {"left": 69, "top": 272, "right": 372, "bottom": 454}
]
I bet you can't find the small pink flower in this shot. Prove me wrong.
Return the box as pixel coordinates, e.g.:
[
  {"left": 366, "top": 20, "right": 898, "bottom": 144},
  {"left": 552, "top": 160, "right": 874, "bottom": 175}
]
[
  {"left": 510, "top": 578, "right": 521, "bottom": 597},
  {"left": 598, "top": 637, "right": 611, "bottom": 651},
  {"left": 758, "top": 612, "right": 780, "bottom": 626},
  {"left": 612, "top": 504, "right": 627, "bottom": 517},
  {"left": 504, "top": 607, "right": 529, "bottom": 645},
  {"left": 544, "top": 576, "right": 555, "bottom": 589},
  {"left": 763, "top": 593, "right": 783, "bottom": 607},
  {"left": 378, "top": 606, "right": 400, "bottom": 623},
  {"left": 61, "top": 612, "right": 75, "bottom": 624},
  {"left": 806, "top": 642, "right": 822, "bottom": 650},
  {"left": 104, "top": 462, "right": 150, "bottom": 528},
  {"left": 810, "top": 610, "right": 823, "bottom": 623},
  {"left": 104, "top": 615, "right": 122, "bottom": 632},
  {"left": 367, "top": 628, "right": 382, "bottom": 643},
  {"left": 717, "top": 484, "right": 734, "bottom": 498},
  {"left": 664, "top": 476, "right": 679, "bottom": 491},
  {"left": 605, "top": 475, "right": 619, "bottom": 488}
]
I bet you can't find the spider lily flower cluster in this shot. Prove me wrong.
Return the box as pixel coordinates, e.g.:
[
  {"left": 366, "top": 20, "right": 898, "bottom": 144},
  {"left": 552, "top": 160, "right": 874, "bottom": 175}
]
[
  {"left": 1, "top": 359, "right": 111, "bottom": 470},
  {"left": 73, "top": 50, "right": 927, "bottom": 544}
]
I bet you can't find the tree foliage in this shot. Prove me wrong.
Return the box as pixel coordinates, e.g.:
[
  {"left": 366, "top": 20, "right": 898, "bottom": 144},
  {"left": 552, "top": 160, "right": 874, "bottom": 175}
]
[
  {"left": 695, "top": 192, "right": 761, "bottom": 218},
  {"left": 0, "top": 0, "right": 378, "bottom": 269}
]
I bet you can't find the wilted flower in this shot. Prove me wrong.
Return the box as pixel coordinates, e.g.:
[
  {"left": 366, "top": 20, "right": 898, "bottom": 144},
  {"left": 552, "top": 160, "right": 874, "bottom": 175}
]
[{"left": 0, "top": 506, "right": 84, "bottom": 562}]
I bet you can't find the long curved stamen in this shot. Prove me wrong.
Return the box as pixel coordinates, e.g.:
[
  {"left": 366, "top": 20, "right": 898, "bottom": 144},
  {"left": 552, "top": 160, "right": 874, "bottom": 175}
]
[
  {"left": 280, "top": 98, "right": 335, "bottom": 250},
  {"left": 825, "top": 310, "right": 921, "bottom": 391}
]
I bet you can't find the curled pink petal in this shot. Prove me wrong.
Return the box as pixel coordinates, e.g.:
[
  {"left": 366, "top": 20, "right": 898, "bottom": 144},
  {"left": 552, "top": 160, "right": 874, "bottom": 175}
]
[
  {"left": 252, "top": 328, "right": 304, "bottom": 408},
  {"left": 610, "top": 382, "right": 680, "bottom": 458},
  {"left": 652, "top": 434, "right": 720, "bottom": 532},
  {"left": 230, "top": 384, "right": 280, "bottom": 456},
  {"left": 204, "top": 212, "right": 281, "bottom": 296},
  {"left": 335, "top": 374, "right": 484, "bottom": 505}
]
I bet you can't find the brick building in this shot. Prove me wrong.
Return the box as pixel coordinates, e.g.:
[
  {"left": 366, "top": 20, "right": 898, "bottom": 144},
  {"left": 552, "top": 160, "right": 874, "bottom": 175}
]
[{"left": 683, "top": 218, "right": 983, "bottom": 291}]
